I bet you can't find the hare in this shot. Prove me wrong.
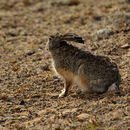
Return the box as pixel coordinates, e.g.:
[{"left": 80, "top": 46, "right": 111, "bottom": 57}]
[{"left": 47, "top": 33, "right": 121, "bottom": 97}]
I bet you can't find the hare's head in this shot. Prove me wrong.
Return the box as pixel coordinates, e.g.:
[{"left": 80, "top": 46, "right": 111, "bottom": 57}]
[
  {"left": 46, "top": 33, "right": 84, "bottom": 51},
  {"left": 46, "top": 33, "right": 63, "bottom": 51}
]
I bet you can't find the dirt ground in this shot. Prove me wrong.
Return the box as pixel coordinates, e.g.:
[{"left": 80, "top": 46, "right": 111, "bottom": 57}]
[{"left": 0, "top": 0, "right": 130, "bottom": 129}]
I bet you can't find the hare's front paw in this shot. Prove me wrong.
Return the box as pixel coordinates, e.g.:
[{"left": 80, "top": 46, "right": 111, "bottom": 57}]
[{"left": 58, "top": 88, "right": 66, "bottom": 98}]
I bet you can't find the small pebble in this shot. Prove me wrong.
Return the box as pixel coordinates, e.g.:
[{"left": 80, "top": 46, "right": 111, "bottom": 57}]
[
  {"left": 77, "top": 113, "right": 90, "bottom": 121},
  {"left": 96, "top": 29, "right": 113, "bottom": 36},
  {"left": 26, "top": 50, "right": 35, "bottom": 56},
  {"left": 58, "top": 0, "right": 80, "bottom": 6},
  {"left": 20, "top": 100, "right": 25, "bottom": 105},
  {"left": 93, "top": 16, "right": 102, "bottom": 21},
  {"left": 6, "top": 29, "right": 18, "bottom": 37},
  {"left": 40, "top": 64, "right": 50, "bottom": 71}
]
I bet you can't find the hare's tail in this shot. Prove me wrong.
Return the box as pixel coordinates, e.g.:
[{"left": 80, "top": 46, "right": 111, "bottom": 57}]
[
  {"left": 108, "top": 73, "right": 121, "bottom": 92},
  {"left": 108, "top": 83, "right": 119, "bottom": 91}
]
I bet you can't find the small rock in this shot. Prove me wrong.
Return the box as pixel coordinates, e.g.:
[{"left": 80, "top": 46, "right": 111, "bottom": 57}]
[
  {"left": 77, "top": 113, "right": 90, "bottom": 121},
  {"left": 23, "top": 0, "right": 31, "bottom": 6},
  {"left": 59, "top": 0, "right": 80, "bottom": 6},
  {"left": 24, "top": 117, "right": 42, "bottom": 127},
  {"left": 26, "top": 50, "right": 35, "bottom": 56},
  {"left": 93, "top": 16, "right": 102, "bottom": 21},
  {"left": 96, "top": 29, "right": 113, "bottom": 36},
  {"left": 52, "top": 124, "right": 61, "bottom": 130},
  {"left": 62, "top": 109, "right": 71, "bottom": 116},
  {"left": 125, "top": 106, "right": 130, "bottom": 116},
  {"left": 53, "top": 76, "right": 59, "bottom": 79},
  {"left": 112, "top": 110, "right": 124, "bottom": 120},
  {"left": 53, "top": 78, "right": 60, "bottom": 83},
  {"left": 6, "top": 29, "right": 18, "bottom": 37},
  {"left": 121, "top": 43, "right": 130, "bottom": 49},
  {"left": 94, "top": 28, "right": 114, "bottom": 40},
  {"left": 0, "top": 79, "right": 2, "bottom": 83},
  {"left": 10, "top": 57, "right": 17, "bottom": 64},
  {"left": 62, "top": 108, "right": 77, "bottom": 117},
  {"left": 17, "top": 116, "right": 28, "bottom": 120},
  {"left": 38, "top": 109, "right": 49, "bottom": 115},
  {"left": 37, "top": 7, "right": 44, "bottom": 12},
  {"left": 20, "top": 100, "right": 25, "bottom": 105},
  {"left": 40, "top": 64, "right": 50, "bottom": 71},
  {"left": 80, "top": 18, "right": 86, "bottom": 25},
  {"left": 19, "top": 112, "right": 29, "bottom": 117},
  {"left": 50, "top": 115, "right": 56, "bottom": 121}
]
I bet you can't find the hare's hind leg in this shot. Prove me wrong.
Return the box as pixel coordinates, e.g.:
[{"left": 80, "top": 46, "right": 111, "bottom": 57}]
[
  {"left": 59, "top": 80, "right": 72, "bottom": 97},
  {"left": 78, "top": 76, "right": 88, "bottom": 93}
]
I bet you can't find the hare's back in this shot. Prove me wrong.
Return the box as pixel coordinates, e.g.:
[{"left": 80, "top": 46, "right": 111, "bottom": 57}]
[{"left": 78, "top": 54, "right": 119, "bottom": 80}]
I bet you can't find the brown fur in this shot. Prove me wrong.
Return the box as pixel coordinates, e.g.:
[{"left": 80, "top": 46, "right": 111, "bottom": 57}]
[
  {"left": 47, "top": 33, "right": 121, "bottom": 97},
  {"left": 57, "top": 68, "right": 74, "bottom": 81}
]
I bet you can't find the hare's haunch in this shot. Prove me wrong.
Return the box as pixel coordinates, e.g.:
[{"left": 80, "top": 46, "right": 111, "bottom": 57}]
[{"left": 47, "top": 33, "right": 121, "bottom": 97}]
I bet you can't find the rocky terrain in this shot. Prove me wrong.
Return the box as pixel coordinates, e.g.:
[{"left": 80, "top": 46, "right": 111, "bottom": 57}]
[{"left": 0, "top": 0, "right": 130, "bottom": 129}]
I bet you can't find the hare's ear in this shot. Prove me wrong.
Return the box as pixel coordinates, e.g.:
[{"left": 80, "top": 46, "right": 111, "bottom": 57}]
[
  {"left": 50, "top": 35, "right": 55, "bottom": 39},
  {"left": 62, "top": 33, "right": 84, "bottom": 44}
]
